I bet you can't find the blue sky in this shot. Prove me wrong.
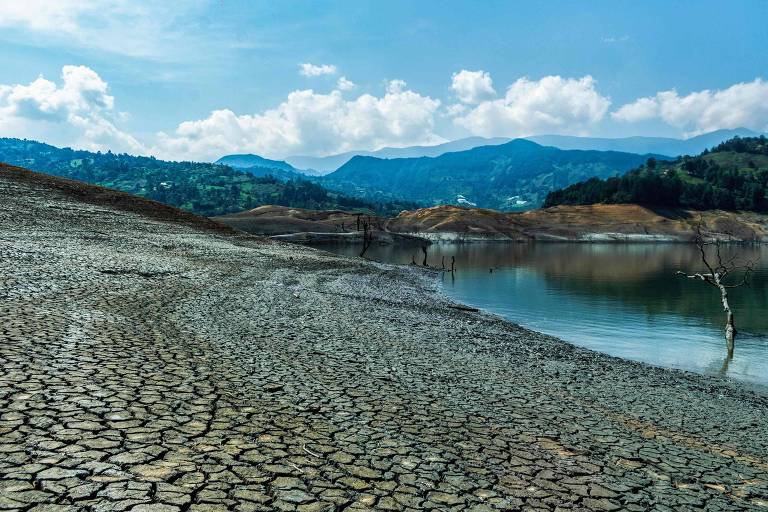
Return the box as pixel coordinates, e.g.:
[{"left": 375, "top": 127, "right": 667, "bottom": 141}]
[{"left": 0, "top": 0, "right": 766, "bottom": 161}]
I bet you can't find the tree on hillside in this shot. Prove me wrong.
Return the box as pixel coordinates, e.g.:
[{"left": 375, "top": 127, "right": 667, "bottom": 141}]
[{"left": 676, "top": 225, "right": 757, "bottom": 364}]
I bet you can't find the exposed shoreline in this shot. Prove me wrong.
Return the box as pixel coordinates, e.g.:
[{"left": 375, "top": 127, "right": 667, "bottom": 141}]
[
  {"left": 3, "top": 167, "right": 768, "bottom": 511},
  {"left": 216, "top": 204, "right": 768, "bottom": 245}
]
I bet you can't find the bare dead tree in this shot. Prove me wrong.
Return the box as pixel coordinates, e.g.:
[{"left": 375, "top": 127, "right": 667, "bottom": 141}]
[
  {"left": 441, "top": 256, "right": 445, "bottom": 270},
  {"left": 451, "top": 256, "right": 455, "bottom": 273},
  {"left": 359, "top": 216, "right": 374, "bottom": 258},
  {"left": 421, "top": 246, "right": 428, "bottom": 266},
  {"left": 676, "top": 225, "right": 757, "bottom": 358}
]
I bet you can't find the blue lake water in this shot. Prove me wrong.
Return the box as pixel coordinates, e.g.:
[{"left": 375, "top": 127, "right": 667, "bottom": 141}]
[{"left": 325, "top": 242, "right": 768, "bottom": 387}]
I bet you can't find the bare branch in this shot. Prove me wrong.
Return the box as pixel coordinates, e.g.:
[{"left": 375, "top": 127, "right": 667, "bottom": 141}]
[{"left": 676, "top": 270, "right": 716, "bottom": 287}]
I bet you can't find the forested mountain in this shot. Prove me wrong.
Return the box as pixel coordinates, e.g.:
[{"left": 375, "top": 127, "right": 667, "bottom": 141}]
[
  {"left": 544, "top": 136, "right": 768, "bottom": 211},
  {"left": 321, "top": 139, "right": 662, "bottom": 210},
  {"left": 0, "top": 138, "right": 413, "bottom": 217},
  {"left": 528, "top": 128, "right": 760, "bottom": 157}
]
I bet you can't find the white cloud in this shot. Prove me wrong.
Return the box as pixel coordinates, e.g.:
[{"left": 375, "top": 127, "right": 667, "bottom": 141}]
[
  {"left": 154, "top": 80, "right": 443, "bottom": 161},
  {"left": 0, "top": 65, "right": 143, "bottom": 153},
  {"left": 299, "top": 63, "right": 337, "bottom": 77},
  {"left": 454, "top": 75, "right": 611, "bottom": 137},
  {"left": 0, "top": 1, "right": 199, "bottom": 59},
  {"left": 0, "top": 0, "right": 86, "bottom": 32},
  {"left": 445, "top": 103, "right": 467, "bottom": 117},
  {"left": 337, "top": 76, "right": 356, "bottom": 91},
  {"left": 612, "top": 79, "right": 768, "bottom": 135},
  {"left": 451, "top": 70, "right": 496, "bottom": 104},
  {"left": 610, "top": 96, "right": 658, "bottom": 123}
]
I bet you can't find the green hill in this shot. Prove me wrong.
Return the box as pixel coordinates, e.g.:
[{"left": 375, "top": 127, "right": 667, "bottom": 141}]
[
  {"left": 322, "top": 139, "right": 662, "bottom": 210},
  {"left": 544, "top": 136, "right": 768, "bottom": 211},
  {"left": 0, "top": 138, "right": 413, "bottom": 217}
]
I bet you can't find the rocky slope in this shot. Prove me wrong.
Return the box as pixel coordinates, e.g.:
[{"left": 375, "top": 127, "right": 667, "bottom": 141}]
[{"left": 2, "top": 165, "right": 768, "bottom": 510}]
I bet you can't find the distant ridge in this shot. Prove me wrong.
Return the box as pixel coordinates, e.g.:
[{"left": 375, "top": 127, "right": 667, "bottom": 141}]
[
  {"left": 284, "top": 136, "right": 510, "bottom": 173},
  {"left": 277, "top": 129, "right": 760, "bottom": 174},
  {"left": 527, "top": 128, "right": 761, "bottom": 157}
]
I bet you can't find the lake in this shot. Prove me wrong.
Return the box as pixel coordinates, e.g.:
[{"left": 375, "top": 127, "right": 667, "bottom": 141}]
[{"left": 324, "top": 242, "right": 768, "bottom": 387}]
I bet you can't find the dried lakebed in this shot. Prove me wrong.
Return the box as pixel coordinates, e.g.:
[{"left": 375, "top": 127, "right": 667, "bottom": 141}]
[{"left": 1, "top": 169, "right": 768, "bottom": 511}]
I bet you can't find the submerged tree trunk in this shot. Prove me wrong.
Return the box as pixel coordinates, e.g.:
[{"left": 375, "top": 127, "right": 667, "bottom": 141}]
[{"left": 713, "top": 273, "right": 736, "bottom": 357}]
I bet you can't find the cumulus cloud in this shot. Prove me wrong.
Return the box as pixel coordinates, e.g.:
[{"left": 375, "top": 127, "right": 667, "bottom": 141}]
[
  {"left": 451, "top": 70, "right": 496, "bottom": 104},
  {"left": 0, "top": 65, "right": 143, "bottom": 153},
  {"left": 612, "top": 79, "right": 768, "bottom": 134},
  {"left": 445, "top": 103, "right": 468, "bottom": 117},
  {"left": 299, "top": 63, "right": 337, "bottom": 77},
  {"left": 153, "top": 80, "right": 443, "bottom": 161},
  {"left": 453, "top": 75, "right": 611, "bottom": 137},
  {"left": 337, "top": 76, "right": 356, "bottom": 91}
]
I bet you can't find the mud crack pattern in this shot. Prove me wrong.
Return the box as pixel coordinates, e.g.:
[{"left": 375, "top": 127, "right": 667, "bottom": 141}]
[{"left": 1, "top": 171, "right": 768, "bottom": 511}]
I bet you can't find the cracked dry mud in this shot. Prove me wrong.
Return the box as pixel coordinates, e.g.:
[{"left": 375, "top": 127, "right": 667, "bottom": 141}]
[{"left": 1, "top": 168, "right": 768, "bottom": 511}]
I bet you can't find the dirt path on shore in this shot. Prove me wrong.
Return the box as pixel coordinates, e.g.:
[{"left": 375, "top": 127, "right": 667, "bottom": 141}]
[{"left": 1, "top": 168, "right": 768, "bottom": 511}]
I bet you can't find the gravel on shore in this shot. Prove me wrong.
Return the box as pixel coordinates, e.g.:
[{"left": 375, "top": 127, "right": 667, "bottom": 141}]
[{"left": 1, "top": 168, "right": 768, "bottom": 511}]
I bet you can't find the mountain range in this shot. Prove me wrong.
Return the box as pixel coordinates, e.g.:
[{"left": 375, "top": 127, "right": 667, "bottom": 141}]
[
  {"left": 320, "top": 139, "right": 663, "bottom": 210},
  {"left": 527, "top": 128, "right": 761, "bottom": 158},
  {"left": 218, "top": 129, "right": 760, "bottom": 176},
  {"left": 284, "top": 137, "right": 510, "bottom": 173}
]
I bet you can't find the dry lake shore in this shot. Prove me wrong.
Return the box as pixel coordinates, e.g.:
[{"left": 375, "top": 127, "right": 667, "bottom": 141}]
[{"left": 2, "top": 166, "right": 768, "bottom": 511}]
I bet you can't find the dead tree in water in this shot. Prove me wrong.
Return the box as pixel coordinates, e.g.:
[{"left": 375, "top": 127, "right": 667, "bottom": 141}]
[
  {"left": 676, "top": 226, "right": 756, "bottom": 358},
  {"left": 421, "top": 246, "right": 428, "bottom": 266},
  {"left": 359, "top": 216, "right": 374, "bottom": 258}
]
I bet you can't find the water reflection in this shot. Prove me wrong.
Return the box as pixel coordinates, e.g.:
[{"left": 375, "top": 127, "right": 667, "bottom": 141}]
[{"left": 324, "top": 242, "right": 768, "bottom": 387}]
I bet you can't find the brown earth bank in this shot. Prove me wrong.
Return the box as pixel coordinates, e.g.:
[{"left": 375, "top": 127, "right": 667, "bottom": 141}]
[
  {"left": 388, "top": 204, "right": 768, "bottom": 242},
  {"left": 213, "top": 205, "right": 385, "bottom": 237},
  {"left": 216, "top": 203, "right": 768, "bottom": 243},
  {"left": 3, "top": 167, "right": 768, "bottom": 511}
]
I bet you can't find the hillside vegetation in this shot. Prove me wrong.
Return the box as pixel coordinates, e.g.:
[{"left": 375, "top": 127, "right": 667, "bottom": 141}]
[
  {"left": 0, "top": 138, "right": 413, "bottom": 216},
  {"left": 322, "top": 139, "right": 660, "bottom": 210},
  {"left": 545, "top": 136, "right": 768, "bottom": 211}
]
